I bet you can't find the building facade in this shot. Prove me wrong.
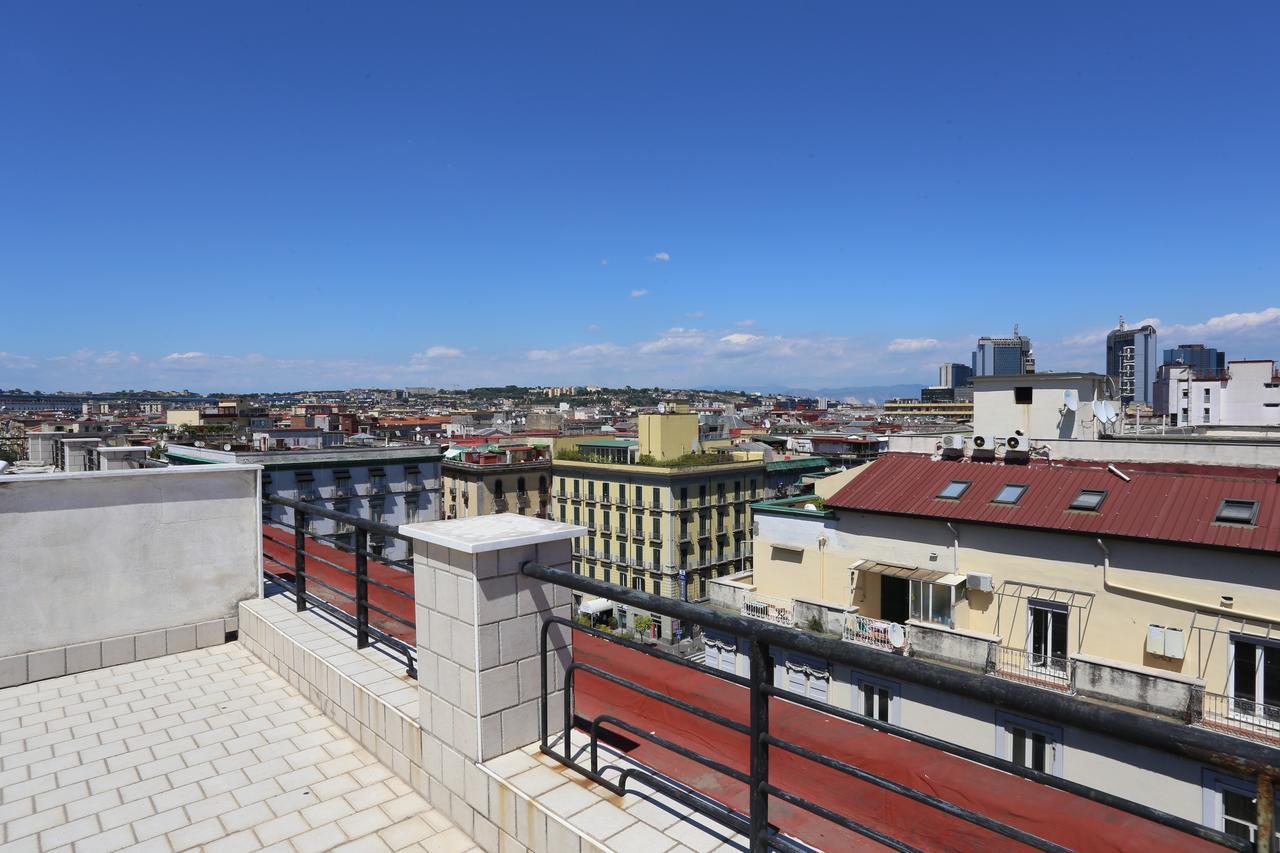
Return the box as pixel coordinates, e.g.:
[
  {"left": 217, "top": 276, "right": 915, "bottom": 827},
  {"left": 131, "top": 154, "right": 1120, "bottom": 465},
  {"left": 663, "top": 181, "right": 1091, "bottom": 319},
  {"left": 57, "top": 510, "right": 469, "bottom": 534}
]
[
  {"left": 166, "top": 443, "right": 443, "bottom": 561},
  {"left": 1164, "top": 343, "right": 1226, "bottom": 376},
  {"left": 972, "top": 329, "right": 1033, "bottom": 377},
  {"left": 1106, "top": 320, "right": 1159, "bottom": 406},
  {"left": 712, "top": 448, "right": 1280, "bottom": 838},
  {"left": 442, "top": 443, "right": 552, "bottom": 520},
  {"left": 1155, "top": 359, "right": 1280, "bottom": 427},
  {"left": 939, "top": 362, "right": 973, "bottom": 388},
  {"left": 552, "top": 411, "right": 765, "bottom": 644}
]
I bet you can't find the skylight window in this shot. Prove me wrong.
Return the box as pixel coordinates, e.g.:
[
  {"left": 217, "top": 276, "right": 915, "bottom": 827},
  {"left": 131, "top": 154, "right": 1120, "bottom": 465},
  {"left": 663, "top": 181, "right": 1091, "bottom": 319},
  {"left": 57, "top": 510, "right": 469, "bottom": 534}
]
[
  {"left": 993, "top": 484, "right": 1028, "bottom": 505},
  {"left": 1069, "top": 489, "right": 1107, "bottom": 511},
  {"left": 1216, "top": 499, "right": 1259, "bottom": 525},
  {"left": 937, "top": 480, "right": 971, "bottom": 500}
]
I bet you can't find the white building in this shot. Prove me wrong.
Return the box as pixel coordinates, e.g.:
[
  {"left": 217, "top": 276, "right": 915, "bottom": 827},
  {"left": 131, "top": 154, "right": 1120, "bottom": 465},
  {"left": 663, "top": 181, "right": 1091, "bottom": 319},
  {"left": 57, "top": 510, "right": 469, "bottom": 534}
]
[
  {"left": 1155, "top": 359, "right": 1280, "bottom": 427},
  {"left": 971, "top": 372, "right": 1117, "bottom": 443}
]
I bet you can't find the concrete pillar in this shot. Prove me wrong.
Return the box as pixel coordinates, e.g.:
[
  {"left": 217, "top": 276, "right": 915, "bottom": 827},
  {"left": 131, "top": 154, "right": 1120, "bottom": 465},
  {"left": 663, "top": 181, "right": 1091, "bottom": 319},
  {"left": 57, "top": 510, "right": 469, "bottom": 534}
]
[{"left": 400, "top": 514, "right": 584, "bottom": 770}]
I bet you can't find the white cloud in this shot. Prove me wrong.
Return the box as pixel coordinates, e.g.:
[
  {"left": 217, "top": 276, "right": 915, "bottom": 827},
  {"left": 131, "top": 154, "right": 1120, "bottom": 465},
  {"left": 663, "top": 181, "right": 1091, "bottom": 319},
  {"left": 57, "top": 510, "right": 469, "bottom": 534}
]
[
  {"left": 719, "top": 332, "right": 761, "bottom": 346},
  {"left": 162, "top": 352, "right": 207, "bottom": 361},
  {"left": 736, "top": 319, "right": 757, "bottom": 328},
  {"left": 651, "top": 251, "right": 671, "bottom": 262},
  {"left": 421, "top": 346, "right": 462, "bottom": 359},
  {"left": 630, "top": 289, "right": 649, "bottom": 298},
  {"left": 887, "top": 337, "right": 940, "bottom": 353},
  {"left": 585, "top": 323, "right": 600, "bottom": 332},
  {"left": 1164, "top": 307, "right": 1280, "bottom": 339},
  {"left": 0, "top": 351, "right": 35, "bottom": 370}
]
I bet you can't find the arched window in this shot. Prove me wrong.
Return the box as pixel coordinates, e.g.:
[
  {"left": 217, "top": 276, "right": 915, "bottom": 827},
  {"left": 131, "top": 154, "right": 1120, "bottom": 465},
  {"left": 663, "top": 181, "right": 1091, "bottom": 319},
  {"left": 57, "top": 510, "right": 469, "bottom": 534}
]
[
  {"left": 493, "top": 480, "right": 504, "bottom": 499},
  {"left": 538, "top": 475, "right": 548, "bottom": 494}
]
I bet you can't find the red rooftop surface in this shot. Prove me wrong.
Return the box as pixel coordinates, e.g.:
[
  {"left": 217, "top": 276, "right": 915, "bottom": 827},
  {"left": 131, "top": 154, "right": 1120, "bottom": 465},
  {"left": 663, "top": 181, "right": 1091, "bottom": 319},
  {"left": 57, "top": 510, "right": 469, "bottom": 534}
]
[{"left": 825, "top": 453, "right": 1280, "bottom": 554}]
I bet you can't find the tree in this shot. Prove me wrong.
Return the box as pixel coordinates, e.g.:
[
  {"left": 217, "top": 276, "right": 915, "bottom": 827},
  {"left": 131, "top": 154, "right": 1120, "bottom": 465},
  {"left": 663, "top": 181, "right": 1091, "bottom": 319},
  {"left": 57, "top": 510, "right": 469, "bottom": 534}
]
[{"left": 633, "top": 614, "right": 653, "bottom": 637}]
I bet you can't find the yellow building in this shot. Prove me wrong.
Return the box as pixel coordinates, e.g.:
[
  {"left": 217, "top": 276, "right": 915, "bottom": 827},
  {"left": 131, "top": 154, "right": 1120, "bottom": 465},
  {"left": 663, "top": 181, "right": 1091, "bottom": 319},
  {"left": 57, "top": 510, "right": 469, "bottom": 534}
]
[
  {"left": 553, "top": 410, "right": 766, "bottom": 644},
  {"left": 442, "top": 443, "right": 552, "bottom": 520}
]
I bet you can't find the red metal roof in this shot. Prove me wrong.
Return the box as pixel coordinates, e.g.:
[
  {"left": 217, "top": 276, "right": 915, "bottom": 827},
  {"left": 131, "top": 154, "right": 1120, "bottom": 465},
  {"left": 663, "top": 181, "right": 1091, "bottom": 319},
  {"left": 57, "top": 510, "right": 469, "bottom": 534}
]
[{"left": 825, "top": 453, "right": 1280, "bottom": 554}]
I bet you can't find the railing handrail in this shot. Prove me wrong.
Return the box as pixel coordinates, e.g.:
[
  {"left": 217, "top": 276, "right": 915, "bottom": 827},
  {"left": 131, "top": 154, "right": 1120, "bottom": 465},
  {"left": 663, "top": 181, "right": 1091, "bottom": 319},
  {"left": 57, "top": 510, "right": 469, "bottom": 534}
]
[
  {"left": 521, "top": 561, "right": 1280, "bottom": 775},
  {"left": 530, "top": 565, "right": 1251, "bottom": 853}
]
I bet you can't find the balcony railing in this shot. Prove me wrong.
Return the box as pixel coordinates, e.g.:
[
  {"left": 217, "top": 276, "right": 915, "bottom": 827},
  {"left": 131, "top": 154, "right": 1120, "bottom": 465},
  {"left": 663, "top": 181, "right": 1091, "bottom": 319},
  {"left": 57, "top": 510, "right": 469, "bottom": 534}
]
[
  {"left": 1197, "top": 690, "right": 1280, "bottom": 745},
  {"left": 741, "top": 594, "right": 794, "bottom": 627},
  {"left": 521, "top": 564, "right": 1246, "bottom": 853},
  {"left": 993, "top": 645, "right": 1072, "bottom": 692},
  {"left": 261, "top": 494, "right": 417, "bottom": 678},
  {"left": 843, "top": 615, "right": 906, "bottom": 653}
]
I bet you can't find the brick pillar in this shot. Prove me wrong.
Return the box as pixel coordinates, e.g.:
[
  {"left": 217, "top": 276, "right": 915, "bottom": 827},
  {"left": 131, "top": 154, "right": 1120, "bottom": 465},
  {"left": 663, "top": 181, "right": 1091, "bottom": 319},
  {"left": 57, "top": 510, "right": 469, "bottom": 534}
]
[{"left": 400, "top": 514, "right": 582, "bottom": 771}]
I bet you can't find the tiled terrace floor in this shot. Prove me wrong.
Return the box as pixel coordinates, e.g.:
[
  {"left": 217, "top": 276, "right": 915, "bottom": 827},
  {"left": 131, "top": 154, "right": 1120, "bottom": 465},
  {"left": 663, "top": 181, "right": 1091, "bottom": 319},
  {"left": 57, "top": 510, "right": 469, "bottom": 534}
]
[{"left": 0, "top": 643, "right": 476, "bottom": 853}]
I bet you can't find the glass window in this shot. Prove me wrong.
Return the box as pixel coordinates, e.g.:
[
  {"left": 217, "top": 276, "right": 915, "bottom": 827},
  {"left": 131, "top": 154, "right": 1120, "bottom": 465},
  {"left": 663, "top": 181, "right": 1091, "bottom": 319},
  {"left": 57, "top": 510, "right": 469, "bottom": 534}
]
[
  {"left": 1217, "top": 499, "right": 1259, "bottom": 525},
  {"left": 1014, "top": 386, "right": 1033, "bottom": 404},
  {"left": 996, "top": 712, "right": 1061, "bottom": 776},
  {"left": 1231, "top": 638, "right": 1280, "bottom": 720},
  {"left": 993, "top": 484, "right": 1028, "bottom": 505},
  {"left": 937, "top": 480, "right": 971, "bottom": 500},
  {"left": 1206, "top": 772, "right": 1280, "bottom": 847},
  {"left": 1069, "top": 489, "right": 1107, "bottom": 511},
  {"left": 909, "top": 579, "right": 957, "bottom": 626},
  {"left": 1028, "top": 599, "right": 1068, "bottom": 672},
  {"left": 855, "top": 674, "right": 899, "bottom": 724}
]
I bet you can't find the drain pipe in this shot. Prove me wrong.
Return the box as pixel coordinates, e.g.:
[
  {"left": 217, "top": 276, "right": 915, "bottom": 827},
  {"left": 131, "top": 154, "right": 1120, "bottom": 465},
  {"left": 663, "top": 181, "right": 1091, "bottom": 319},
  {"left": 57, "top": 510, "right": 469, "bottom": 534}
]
[
  {"left": 946, "top": 522, "right": 959, "bottom": 573},
  {"left": 1096, "top": 537, "right": 1277, "bottom": 623}
]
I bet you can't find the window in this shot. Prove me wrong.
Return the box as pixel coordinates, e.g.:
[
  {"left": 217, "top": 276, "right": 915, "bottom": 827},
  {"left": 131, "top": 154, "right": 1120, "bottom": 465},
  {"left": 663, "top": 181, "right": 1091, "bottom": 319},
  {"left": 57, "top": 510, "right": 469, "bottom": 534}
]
[
  {"left": 784, "top": 655, "right": 830, "bottom": 703},
  {"left": 704, "top": 631, "right": 738, "bottom": 674},
  {"left": 993, "top": 484, "right": 1028, "bottom": 505},
  {"left": 573, "top": 479, "right": 580, "bottom": 498},
  {"left": 1206, "top": 771, "right": 1280, "bottom": 847},
  {"left": 1231, "top": 637, "right": 1280, "bottom": 720},
  {"left": 1205, "top": 388, "right": 1212, "bottom": 403},
  {"left": 909, "top": 579, "right": 963, "bottom": 626},
  {"left": 996, "top": 713, "right": 1062, "bottom": 776},
  {"left": 937, "top": 480, "right": 971, "bottom": 500},
  {"left": 631, "top": 575, "right": 644, "bottom": 591},
  {"left": 1068, "top": 489, "right": 1107, "bottom": 511},
  {"left": 539, "top": 475, "right": 547, "bottom": 495},
  {"left": 517, "top": 477, "right": 526, "bottom": 495},
  {"left": 652, "top": 486, "right": 660, "bottom": 506},
  {"left": 559, "top": 505, "right": 566, "bottom": 522},
  {"left": 854, "top": 674, "right": 900, "bottom": 724},
  {"left": 1014, "top": 386, "right": 1033, "bottom": 404},
  {"left": 1028, "top": 599, "right": 1068, "bottom": 672},
  {"left": 1217, "top": 499, "right": 1260, "bottom": 526},
  {"left": 1203, "top": 408, "right": 1211, "bottom": 424},
  {"left": 652, "top": 577, "right": 661, "bottom": 595}
]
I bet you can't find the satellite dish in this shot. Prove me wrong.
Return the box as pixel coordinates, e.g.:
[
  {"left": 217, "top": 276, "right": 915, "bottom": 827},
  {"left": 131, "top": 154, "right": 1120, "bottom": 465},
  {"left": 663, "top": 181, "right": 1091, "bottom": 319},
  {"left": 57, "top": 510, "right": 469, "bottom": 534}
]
[
  {"left": 1102, "top": 401, "right": 1119, "bottom": 423},
  {"left": 657, "top": 402, "right": 667, "bottom": 414},
  {"left": 222, "top": 444, "right": 232, "bottom": 451},
  {"left": 1092, "top": 400, "right": 1107, "bottom": 421},
  {"left": 1063, "top": 389, "right": 1079, "bottom": 412},
  {"left": 888, "top": 623, "right": 907, "bottom": 650}
]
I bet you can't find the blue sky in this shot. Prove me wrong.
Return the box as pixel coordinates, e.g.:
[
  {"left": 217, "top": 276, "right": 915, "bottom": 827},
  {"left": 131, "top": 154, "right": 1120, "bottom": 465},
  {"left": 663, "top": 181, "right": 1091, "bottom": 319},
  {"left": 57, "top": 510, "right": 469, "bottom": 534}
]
[{"left": 2, "top": 2, "right": 1278, "bottom": 393}]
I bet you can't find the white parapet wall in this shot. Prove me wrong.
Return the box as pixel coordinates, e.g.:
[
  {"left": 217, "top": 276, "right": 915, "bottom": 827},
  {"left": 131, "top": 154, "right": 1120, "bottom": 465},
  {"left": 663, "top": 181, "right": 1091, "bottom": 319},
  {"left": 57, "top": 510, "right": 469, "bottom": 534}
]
[{"left": 0, "top": 464, "right": 262, "bottom": 686}]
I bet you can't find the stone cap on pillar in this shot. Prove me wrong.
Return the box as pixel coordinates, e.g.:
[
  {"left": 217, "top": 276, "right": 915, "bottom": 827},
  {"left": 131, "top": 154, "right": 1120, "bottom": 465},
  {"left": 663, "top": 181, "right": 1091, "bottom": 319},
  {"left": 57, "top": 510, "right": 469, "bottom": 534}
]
[{"left": 398, "top": 513, "right": 586, "bottom": 553}]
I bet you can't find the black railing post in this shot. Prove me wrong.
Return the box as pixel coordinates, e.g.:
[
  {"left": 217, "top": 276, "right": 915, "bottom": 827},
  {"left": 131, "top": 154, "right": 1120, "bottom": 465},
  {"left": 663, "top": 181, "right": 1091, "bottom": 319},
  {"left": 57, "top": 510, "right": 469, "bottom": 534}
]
[
  {"left": 749, "top": 638, "right": 770, "bottom": 853},
  {"left": 355, "top": 528, "right": 369, "bottom": 649},
  {"left": 294, "top": 512, "right": 307, "bottom": 612}
]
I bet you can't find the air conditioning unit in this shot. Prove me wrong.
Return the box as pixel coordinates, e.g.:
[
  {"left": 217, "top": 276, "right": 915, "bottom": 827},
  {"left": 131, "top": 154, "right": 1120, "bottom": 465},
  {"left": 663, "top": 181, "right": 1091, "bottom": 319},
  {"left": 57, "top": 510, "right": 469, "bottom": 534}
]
[
  {"left": 966, "top": 572, "right": 994, "bottom": 593},
  {"left": 1004, "top": 434, "right": 1029, "bottom": 452},
  {"left": 940, "top": 434, "right": 966, "bottom": 451},
  {"left": 970, "top": 434, "right": 996, "bottom": 451}
]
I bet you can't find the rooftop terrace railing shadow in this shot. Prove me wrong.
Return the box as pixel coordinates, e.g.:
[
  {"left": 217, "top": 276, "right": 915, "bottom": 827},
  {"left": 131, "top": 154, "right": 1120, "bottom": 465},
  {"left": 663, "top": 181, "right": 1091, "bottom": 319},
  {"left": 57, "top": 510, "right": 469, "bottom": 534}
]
[
  {"left": 524, "top": 562, "right": 1278, "bottom": 853},
  {"left": 262, "top": 493, "right": 417, "bottom": 677}
]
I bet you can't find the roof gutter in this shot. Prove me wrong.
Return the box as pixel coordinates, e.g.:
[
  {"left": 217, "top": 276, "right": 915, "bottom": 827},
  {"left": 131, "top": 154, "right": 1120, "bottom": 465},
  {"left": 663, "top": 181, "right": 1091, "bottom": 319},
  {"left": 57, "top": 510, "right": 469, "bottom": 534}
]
[{"left": 1096, "top": 537, "right": 1279, "bottom": 624}]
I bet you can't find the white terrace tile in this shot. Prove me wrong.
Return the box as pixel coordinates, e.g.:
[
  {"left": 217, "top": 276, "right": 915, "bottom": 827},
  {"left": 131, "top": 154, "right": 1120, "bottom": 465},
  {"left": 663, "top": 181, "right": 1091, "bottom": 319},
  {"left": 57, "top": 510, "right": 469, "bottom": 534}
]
[{"left": 0, "top": 643, "right": 474, "bottom": 853}]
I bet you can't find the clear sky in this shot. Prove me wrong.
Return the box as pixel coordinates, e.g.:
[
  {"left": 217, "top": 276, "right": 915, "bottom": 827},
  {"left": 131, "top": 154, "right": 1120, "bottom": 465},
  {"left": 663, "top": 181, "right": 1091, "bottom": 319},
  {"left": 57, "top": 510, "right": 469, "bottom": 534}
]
[{"left": 2, "top": 3, "right": 1278, "bottom": 393}]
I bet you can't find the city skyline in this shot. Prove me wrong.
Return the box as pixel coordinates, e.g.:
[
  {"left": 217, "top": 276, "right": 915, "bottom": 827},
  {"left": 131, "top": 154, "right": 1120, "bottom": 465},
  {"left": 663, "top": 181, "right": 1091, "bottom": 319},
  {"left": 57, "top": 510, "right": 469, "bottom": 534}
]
[{"left": 3, "top": 4, "right": 1279, "bottom": 391}]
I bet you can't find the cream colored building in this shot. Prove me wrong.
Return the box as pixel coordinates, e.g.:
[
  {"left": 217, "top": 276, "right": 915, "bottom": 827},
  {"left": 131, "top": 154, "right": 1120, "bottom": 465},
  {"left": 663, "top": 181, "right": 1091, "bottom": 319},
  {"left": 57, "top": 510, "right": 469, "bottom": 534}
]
[
  {"left": 711, "top": 446, "right": 1280, "bottom": 838},
  {"left": 553, "top": 408, "right": 766, "bottom": 644},
  {"left": 442, "top": 444, "right": 551, "bottom": 520}
]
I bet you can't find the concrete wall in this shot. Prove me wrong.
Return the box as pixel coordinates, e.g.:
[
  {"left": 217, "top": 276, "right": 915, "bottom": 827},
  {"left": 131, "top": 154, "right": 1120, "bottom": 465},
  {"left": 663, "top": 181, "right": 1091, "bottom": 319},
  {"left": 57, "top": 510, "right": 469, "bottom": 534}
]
[
  {"left": 0, "top": 464, "right": 262, "bottom": 661},
  {"left": 887, "top": 432, "right": 1280, "bottom": 469}
]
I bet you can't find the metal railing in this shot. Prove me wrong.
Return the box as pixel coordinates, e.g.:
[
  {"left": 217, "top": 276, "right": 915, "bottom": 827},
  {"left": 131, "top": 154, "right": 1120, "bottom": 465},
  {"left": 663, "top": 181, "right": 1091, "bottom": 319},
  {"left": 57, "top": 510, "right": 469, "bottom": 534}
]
[
  {"left": 844, "top": 615, "right": 905, "bottom": 653},
  {"left": 1198, "top": 690, "right": 1280, "bottom": 745},
  {"left": 525, "top": 564, "right": 1256, "bottom": 853},
  {"left": 261, "top": 494, "right": 417, "bottom": 677},
  {"left": 993, "top": 645, "right": 1072, "bottom": 692}
]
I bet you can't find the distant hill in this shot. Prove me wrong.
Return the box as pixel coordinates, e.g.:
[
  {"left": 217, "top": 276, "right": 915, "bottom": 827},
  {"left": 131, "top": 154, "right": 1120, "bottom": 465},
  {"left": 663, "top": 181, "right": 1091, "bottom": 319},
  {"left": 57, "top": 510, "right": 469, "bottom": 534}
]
[{"left": 763, "top": 384, "right": 925, "bottom": 403}]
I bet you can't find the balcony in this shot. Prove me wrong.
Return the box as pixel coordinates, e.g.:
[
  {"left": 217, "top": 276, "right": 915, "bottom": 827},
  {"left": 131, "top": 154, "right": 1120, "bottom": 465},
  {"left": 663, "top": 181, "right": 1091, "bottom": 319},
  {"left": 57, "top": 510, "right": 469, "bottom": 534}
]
[
  {"left": 740, "top": 593, "right": 795, "bottom": 626},
  {"left": 994, "top": 644, "right": 1072, "bottom": 692},
  {"left": 1197, "top": 690, "right": 1280, "bottom": 745},
  {"left": 844, "top": 614, "right": 907, "bottom": 653}
]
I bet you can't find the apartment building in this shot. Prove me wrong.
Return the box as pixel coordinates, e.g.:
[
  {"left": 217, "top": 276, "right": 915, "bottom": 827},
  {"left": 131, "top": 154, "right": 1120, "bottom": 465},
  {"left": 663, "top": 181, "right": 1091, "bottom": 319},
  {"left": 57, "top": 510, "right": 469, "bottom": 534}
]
[
  {"left": 552, "top": 408, "right": 766, "bottom": 642},
  {"left": 442, "top": 441, "right": 552, "bottom": 519},
  {"left": 166, "top": 442, "right": 442, "bottom": 561},
  {"left": 714, "top": 447, "right": 1280, "bottom": 840},
  {"left": 1155, "top": 359, "right": 1280, "bottom": 427}
]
